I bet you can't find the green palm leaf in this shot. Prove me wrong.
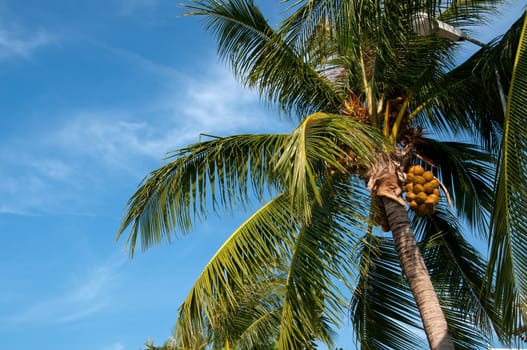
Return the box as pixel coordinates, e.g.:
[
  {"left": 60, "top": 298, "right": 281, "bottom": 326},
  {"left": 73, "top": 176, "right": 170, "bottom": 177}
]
[
  {"left": 207, "top": 274, "right": 285, "bottom": 349},
  {"left": 487, "top": 11, "right": 527, "bottom": 339},
  {"left": 174, "top": 192, "right": 297, "bottom": 348},
  {"left": 235, "top": 299, "right": 282, "bottom": 350},
  {"left": 184, "top": 0, "right": 343, "bottom": 117},
  {"left": 278, "top": 177, "right": 370, "bottom": 349},
  {"left": 416, "top": 13, "right": 525, "bottom": 150},
  {"left": 274, "top": 112, "right": 384, "bottom": 217},
  {"left": 280, "top": 1, "right": 447, "bottom": 126},
  {"left": 117, "top": 134, "right": 287, "bottom": 255},
  {"left": 438, "top": 0, "right": 504, "bottom": 27}
]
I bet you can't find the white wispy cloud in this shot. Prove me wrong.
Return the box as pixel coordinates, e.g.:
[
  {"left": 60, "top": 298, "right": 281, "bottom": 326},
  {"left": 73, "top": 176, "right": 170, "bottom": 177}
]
[
  {"left": 0, "top": 151, "right": 72, "bottom": 181},
  {"left": 0, "top": 149, "right": 77, "bottom": 215},
  {"left": 9, "top": 258, "right": 125, "bottom": 324},
  {"left": 0, "top": 28, "right": 55, "bottom": 58},
  {"left": 53, "top": 114, "right": 154, "bottom": 169},
  {"left": 0, "top": 173, "right": 51, "bottom": 215},
  {"left": 0, "top": 4, "right": 57, "bottom": 59},
  {"left": 50, "top": 59, "right": 292, "bottom": 169}
]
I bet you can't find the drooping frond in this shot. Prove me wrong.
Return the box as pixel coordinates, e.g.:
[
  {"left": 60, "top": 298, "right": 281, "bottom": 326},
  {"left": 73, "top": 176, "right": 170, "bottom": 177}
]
[
  {"left": 184, "top": 0, "right": 343, "bottom": 117},
  {"left": 277, "top": 177, "right": 370, "bottom": 349},
  {"left": 174, "top": 192, "right": 297, "bottom": 348},
  {"left": 117, "top": 133, "right": 287, "bottom": 255},
  {"left": 234, "top": 288, "right": 283, "bottom": 350},
  {"left": 413, "top": 205, "right": 498, "bottom": 348},
  {"left": 414, "top": 138, "right": 495, "bottom": 233},
  {"left": 487, "top": 11, "right": 527, "bottom": 340},
  {"left": 116, "top": 113, "right": 383, "bottom": 254},
  {"left": 350, "top": 235, "right": 427, "bottom": 350},
  {"left": 207, "top": 274, "right": 285, "bottom": 349}
]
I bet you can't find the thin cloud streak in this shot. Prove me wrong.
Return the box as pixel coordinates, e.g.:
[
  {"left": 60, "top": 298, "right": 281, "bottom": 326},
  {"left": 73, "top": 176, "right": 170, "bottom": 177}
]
[
  {"left": 51, "top": 62, "right": 291, "bottom": 167},
  {"left": 7, "top": 258, "right": 125, "bottom": 325},
  {"left": 0, "top": 29, "right": 55, "bottom": 58},
  {"left": 0, "top": 150, "right": 78, "bottom": 215}
]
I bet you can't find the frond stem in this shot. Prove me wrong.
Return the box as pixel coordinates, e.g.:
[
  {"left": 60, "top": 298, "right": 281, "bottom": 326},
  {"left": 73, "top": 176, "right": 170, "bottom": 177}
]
[
  {"left": 389, "top": 94, "right": 412, "bottom": 144},
  {"left": 359, "top": 47, "right": 376, "bottom": 128},
  {"left": 383, "top": 99, "right": 391, "bottom": 138},
  {"left": 408, "top": 96, "right": 433, "bottom": 121}
]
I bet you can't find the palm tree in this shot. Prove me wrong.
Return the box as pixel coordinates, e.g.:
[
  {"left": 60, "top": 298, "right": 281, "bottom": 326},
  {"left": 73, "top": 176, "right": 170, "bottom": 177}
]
[{"left": 117, "top": 1, "right": 527, "bottom": 349}]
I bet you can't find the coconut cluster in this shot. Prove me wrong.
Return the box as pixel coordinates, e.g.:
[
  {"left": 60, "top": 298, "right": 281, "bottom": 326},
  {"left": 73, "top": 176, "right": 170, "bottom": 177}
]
[{"left": 404, "top": 165, "right": 440, "bottom": 216}]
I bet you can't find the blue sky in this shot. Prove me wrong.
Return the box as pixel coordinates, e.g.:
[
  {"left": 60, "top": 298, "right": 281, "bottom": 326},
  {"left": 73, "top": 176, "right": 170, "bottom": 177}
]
[{"left": 0, "top": 1, "right": 524, "bottom": 349}]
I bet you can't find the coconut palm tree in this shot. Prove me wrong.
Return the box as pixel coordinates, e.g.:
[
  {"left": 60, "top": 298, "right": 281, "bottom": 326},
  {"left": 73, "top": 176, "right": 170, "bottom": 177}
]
[{"left": 117, "top": 1, "right": 527, "bottom": 349}]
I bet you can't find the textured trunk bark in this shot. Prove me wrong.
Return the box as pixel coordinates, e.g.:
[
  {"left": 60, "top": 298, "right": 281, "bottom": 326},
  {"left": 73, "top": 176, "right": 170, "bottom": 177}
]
[{"left": 381, "top": 196, "right": 455, "bottom": 350}]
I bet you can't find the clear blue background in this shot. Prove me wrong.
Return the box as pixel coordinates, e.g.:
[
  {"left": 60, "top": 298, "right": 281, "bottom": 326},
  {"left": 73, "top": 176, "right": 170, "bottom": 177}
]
[{"left": 0, "top": 1, "right": 523, "bottom": 349}]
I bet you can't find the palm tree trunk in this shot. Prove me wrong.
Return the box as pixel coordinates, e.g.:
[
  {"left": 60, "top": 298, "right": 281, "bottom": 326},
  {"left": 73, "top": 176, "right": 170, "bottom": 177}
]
[{"left": 381, "top": 196, "right": 455, "bottom": 350}]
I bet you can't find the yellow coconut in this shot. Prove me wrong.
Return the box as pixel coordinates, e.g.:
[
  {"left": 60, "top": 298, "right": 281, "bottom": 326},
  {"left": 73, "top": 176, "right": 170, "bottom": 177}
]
[
  {"left": 409, "top": 200, "right": 418, "bottom": 210},
  {"left": 415, "top": 191, "right": 428, "bottom": 204},
  {"left": 413, "top": 184, "right": 425, "bottom": 194},
  {"left": 404, "top": 183, "right": 414, "bottom": 192},
  {"left": 426, "top": 194, "right": 440, "bottom": 205},
  {"left": 413, "top": 175, "right": 426, "bottom": 185},
  {"left": 429, "top": 179, "right": 440, "bottom": 188},
  {"left": 406, "top": 173, "right": 415, "bottom": 183},
  {"left": 423, "top": 170, "right": 434, "bottom": 182},
  {"left": 406, "top": 191, "right": 416, "bottom": 202},
  {"left": 412, "top": 165, "right": 425, "bottom": 176},
  {"left": 433, "top": 188, "right": 440, "bottom": 196},
  {"left": 424, "top": 182, "right": 436, "bottom": 194}
]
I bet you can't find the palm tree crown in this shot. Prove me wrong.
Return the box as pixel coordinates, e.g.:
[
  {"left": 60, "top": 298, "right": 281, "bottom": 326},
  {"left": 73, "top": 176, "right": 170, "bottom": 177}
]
[{"left": 117, "top": 1, "right": 527, "bottom": 349}]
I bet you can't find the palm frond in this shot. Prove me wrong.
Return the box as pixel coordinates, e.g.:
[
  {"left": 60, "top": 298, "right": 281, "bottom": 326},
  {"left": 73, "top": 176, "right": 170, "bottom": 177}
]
[
  {"left": 116, "top": 112, "right": 383, "bottom": 254},
  {"left": 415, "top": 13, "right": 526, "bottom": 150},
  {"left": 235, "top": 303, "right": 282, "bottom": 350},
  {"left": 277, "top": 176, "right": 370, "bottom": 349},
  {"left": 117, "top": 133, "right": 287, "bottom": 255},
  {"left": 414, "top": 138, "right": 495, "bottom": 234},
  {"left": 210, "top": 275, "right": 285, "bottom": 349},
  {"left": 275, "top": 112, "right": 384, "bottom": 217},
  {"left": 173, "top": 192, "right": 297, "bottom": 348},
  {"left": 487, "top": 11, "right": 527, "bottom": 340},
  {"left": 281, "top": 0, "right": 462, "bottom": 103},
  {"left": 185, "top": 0, "right": 343, "bottom": 117}
]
